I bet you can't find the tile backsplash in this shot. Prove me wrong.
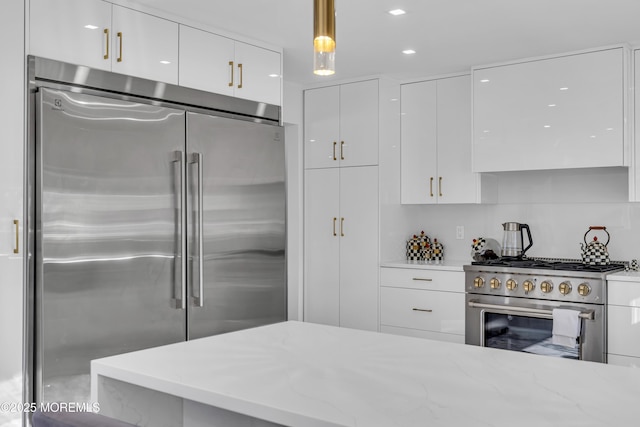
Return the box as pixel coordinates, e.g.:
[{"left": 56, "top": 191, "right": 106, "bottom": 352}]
[{"left": 382, "top": 167, "right": 640, "bottom": 264}]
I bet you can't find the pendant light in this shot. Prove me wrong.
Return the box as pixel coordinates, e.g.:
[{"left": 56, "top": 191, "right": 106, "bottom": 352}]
[{"left": 313, "top": 0, "right": 335, "bottom": 76}]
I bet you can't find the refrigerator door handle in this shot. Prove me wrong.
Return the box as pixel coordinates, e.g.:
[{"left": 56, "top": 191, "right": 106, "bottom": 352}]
[
  {"left": 190, "top": 152, "right": 205, "bottom": 307},
  {"left": 171, "top": 150, "right": 187, "bottom": 309}
]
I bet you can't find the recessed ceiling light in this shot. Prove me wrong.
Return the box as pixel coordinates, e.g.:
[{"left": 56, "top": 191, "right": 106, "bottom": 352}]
[
  {"left": 268, "top": 74, "right": 280, "bottom": 78},
  {"left": 389, "top": 9, "right": 406, "bottom": 16},
  {"left": 544, "top": 125, "right": 551, "bottom": 128},
  {"left": 560, "top": 87, "right": 569, "bottom": 91},
  {"left": 548, "top": 104, "right": 556, "bottom": 107},
  {"left": 159, "top": 60, "right": 171, "bottom": 65},
  {"left": 480, "top": 79, "right": 490, "bottom": 83},
  {"left": 402, "top": 49, "right": 416, "bottom": 55},
  {"left": 84, "top": 24, "right": 99, "bottom": 30}
]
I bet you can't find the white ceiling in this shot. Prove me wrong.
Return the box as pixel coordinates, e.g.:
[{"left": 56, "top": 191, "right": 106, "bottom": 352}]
[{"left": 131, "top": 0, "right": 640, "bottom": 86}]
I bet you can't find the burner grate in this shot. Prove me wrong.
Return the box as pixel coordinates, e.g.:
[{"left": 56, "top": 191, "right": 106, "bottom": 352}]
[{"left": 471, "top": 257, "right": 626, "bottom": 273}]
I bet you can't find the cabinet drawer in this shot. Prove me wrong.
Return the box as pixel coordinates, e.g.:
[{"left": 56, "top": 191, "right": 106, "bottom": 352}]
[
  {"left": 608, "top": 354, "right": 640, "bottom": 368},
  {"left": 608, "top": 280, "right": 640, "bottom": 306},
  {"left": 380, "top": 267, "right": 464, "bottom": 292},
  {"left": 380, "top": 325, "right": 465, "bottom": 344},
  {"left": 607, "top": 305, "right": 640, "bottom": 356},
  {"left": 380, "top": 287, "right": 464, "bottom": 335}
]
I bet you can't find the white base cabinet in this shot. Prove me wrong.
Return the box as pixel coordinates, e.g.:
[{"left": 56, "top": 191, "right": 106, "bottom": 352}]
[
  {"left": 380, "top": 266, "right": 464, "bottom": 343},
  {"left": 607, "top": 275, "right": 640, "bottom": 367},
  {"left": 472, "top": 46, "right": 627, "bottom": 172},
  {"left": 304, "top": 167, "right": 379, "bottom": 331},
  {"left": 401, "top": 75, "right": 494, "bottom": 204}
]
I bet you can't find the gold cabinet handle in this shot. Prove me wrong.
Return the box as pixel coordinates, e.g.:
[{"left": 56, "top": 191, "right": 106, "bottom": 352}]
[
  {"left": 340, "top": 141, "right": 345, "bottom": 160},
  {"left": 439, "top": 176, "right": 443, "bottom": 197},
  {"left": 340, "top": 217, "right": 344, "bottom": 237},
  {"left": 237, "top": 63, "right": 243, "bottom": 89},
  {"left": 430, "top": 177, "right": 434, "bottom": 197},
  {"left": 412, "top": 308, "right": 433, "bottom": 313},
  {"left": 117, "top": 31, "right": 123, "bottom": 62},
  {"left": 412, "top": 277, "right": 433, "bottom": 282},
  {"left": 332, "top": 217, "right": 337, "bottom": 236},
  {"left": 104, "top": 28, "right": 109, "bottom": 60},
  {"left": 228, "top": 61, "right": 234, "bottom": 87},
  {"left": 13, "top": 220, "right": 19, "bottom": 254},
  {"left": 333, "top": 141, "right": 337, "bottom": 161}
]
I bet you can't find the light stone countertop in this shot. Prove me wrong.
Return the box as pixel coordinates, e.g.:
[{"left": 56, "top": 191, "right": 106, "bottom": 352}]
[
  {"left": 607, "top": 271, "right": 640, "bottom": 282},
  {"left": 380, "top": 260, "right": 467, "bottom": 271},
  {"left": 91, "top": 321, "right": 640, "bottom": 427}
]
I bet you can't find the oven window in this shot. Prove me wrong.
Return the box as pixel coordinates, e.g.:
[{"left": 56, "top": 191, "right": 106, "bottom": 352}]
[{"left": 484, "top": 313, "right": 579, "bottom": 359}]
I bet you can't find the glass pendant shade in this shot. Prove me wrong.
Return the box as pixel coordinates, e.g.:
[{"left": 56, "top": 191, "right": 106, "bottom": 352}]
[{"left": 313, "top": 0, "right": 335, "bottom": 75}]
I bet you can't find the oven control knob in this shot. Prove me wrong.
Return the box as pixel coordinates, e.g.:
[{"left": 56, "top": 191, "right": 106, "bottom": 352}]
[
  {"left": 473, "top": 277, "right": 485, "bottom": 288},
  {"left": 490, "top": 278, "right": 501, "bottom": 289},
  {"left": 523, "top": 280, "right": 535, "bottom": 293},
  {"left": 559, "top": 281, "right": 572, "bottom": 295},
  {"left": 578, "top": 283, "right": 591, "bottom": 296},
  {"left": 506, "top": 279, "right": 517, "bottom": 291},
  {"left": 540, "top": 281, "right": 553, "bottom": 293}
]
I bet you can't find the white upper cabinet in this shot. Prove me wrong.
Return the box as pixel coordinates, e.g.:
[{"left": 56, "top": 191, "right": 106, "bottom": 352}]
[
  {"left": 304, "top": 85, "right": 340, "bottom": 168},
  {"left": 111, "top": 5, "right": 178, "bottom": 84},
  {"left": 401, "top": 80, "right": 437, "bottom": 203},
  {"left": 234, "top": 41, "right": 281, "bottom": 105},
  {"left": 30, "top": 0, "right": 179, "bottom": 84},
  {"left": 304, "top": 80, "right": 379, "bottom": 169},
  {"left": 472, "top": 47, "right": 627, "bottom": 172},
  {"left": 631, "top": 49, "right": 640, "bottom": 202},
  {"left": 30, "top": 0, "right": 112, "bottom": 71},
  {"left": 30, "top": 0, "right": 281, "bottom": 97},
  {"left": 179, "top": 26, "right": 235, "bottom": 97},
  {"left": 401, "top": 75, "right": 493, "bottom": 204},
  {"left": 179, "top": 26, "right": 282, "bottom": 105}
]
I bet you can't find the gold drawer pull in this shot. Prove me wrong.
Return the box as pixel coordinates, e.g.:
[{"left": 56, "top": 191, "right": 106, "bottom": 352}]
[
  {"left": 412, "top": 278, "right": 432, "bottom": 282},
  {"left": 117, "top": 31, "right": 123, "bottom": 62},
  {"left": 412, "top": 308, "right": 433, "bottom": 313},
  {"left": 104, "top": 28, "right": 109, "bottom": 59}
]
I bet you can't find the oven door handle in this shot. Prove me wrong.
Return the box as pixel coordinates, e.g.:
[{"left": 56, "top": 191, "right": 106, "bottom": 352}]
[{"left": 467, "top": 300, "right": 595, "bottom": 320}]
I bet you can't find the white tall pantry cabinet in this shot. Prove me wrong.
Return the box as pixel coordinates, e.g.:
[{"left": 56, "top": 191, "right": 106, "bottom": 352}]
[
  {"left": 0, "top": 1, "right": 24, "bottom": 425},
  {"left": 303, "top": 80, "right": 380, "bottom": 331}
]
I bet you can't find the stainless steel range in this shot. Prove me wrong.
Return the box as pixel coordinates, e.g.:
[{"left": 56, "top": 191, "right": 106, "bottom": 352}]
[{"left": 464, "top": 258, "right": 624, "bottom": 363}]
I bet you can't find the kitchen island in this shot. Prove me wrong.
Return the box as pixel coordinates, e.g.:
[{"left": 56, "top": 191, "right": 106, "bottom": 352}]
[{"left": 91, "top": 321, "right": 640, "bottom": 427}]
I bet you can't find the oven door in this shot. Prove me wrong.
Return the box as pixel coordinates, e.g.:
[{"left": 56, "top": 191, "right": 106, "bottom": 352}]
[{"left": 465, "top": 294, "right": 606, "bottom": 362}]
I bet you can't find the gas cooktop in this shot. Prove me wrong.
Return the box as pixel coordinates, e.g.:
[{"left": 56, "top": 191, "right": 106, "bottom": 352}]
[{"left": 470, "top": 257, "right": 625, "bottom": 273}]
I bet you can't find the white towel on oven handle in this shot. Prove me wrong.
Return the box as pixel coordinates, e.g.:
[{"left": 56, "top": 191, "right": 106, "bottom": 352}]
[{"left": 552, "top": 308, "right": 581, "bottom": 348}]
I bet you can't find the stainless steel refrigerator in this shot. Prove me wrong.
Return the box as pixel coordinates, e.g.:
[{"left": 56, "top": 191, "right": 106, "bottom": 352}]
[{"left": 28, "top": 57, "right": 286, "bottom": 404}]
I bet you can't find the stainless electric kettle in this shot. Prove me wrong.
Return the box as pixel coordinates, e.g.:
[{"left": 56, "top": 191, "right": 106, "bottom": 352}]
[{"left": 501, "top": 222, "right": 533, "bottom": 258}]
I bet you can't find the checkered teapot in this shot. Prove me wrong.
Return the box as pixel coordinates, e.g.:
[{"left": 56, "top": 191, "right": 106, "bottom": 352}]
[{"left": 580, "top": 226, "right": 611, "bottom": 265}]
